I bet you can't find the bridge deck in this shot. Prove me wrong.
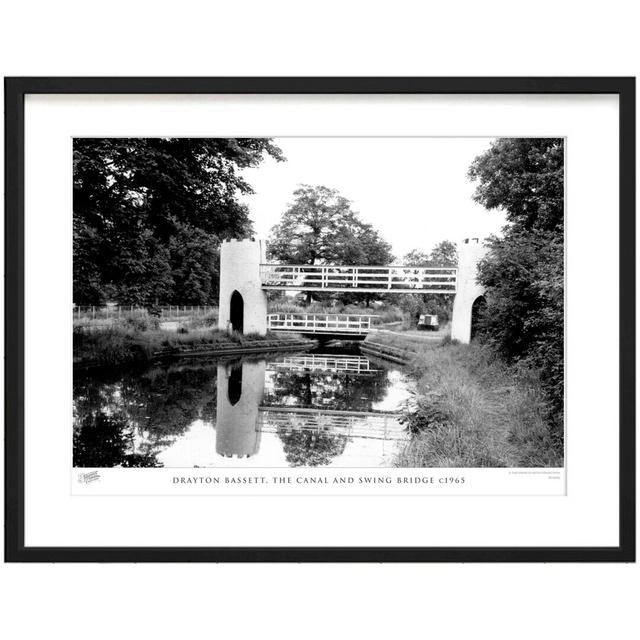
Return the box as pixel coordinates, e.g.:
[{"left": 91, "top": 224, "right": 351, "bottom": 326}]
[
  {"left": 257, "top": 407, "right": 407, "bottom": 441},
  {"left": 260, "top": 264, "right": 457, "bottom": 293}
]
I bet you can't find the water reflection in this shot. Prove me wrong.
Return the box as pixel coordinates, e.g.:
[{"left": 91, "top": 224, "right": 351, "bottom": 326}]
[
  {"left": 73, "top": 349, "right": 412, "bottom": 468},
  {"left": 216, "top": 360, "right": 264, "bottom": 458}
]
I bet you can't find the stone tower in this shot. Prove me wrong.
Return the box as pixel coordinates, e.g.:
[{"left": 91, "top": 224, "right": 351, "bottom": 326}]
[
  {"left": 218, "top": 238, "right": 268, "bottom": 336},
  {"left": 450, "top": 237, "right": 487, "bottom": 344}
]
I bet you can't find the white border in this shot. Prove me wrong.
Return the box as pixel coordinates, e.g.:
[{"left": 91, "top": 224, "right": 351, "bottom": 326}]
[{"left": 24, "top": 94, "right": 619, "bottom": 547}]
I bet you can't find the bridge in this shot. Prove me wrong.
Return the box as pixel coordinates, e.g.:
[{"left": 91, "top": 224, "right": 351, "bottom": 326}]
[
  {"left": 257, "top": 407, "right": 407, "bottom": 441},
  {"left": 267, "top": 353, "right": 380, "bottom": 375},
  {"left": 267, "top": 312, "right": 377, "bottom": 339},
  {"left": 216, "top": 360, "right": 408, "bottom": 460},
  {"left": 260, "top": 263, "right": 457, "bottom": 294},
  {"left": 218, "top": 238, "right": 488, "bottom": 344}
]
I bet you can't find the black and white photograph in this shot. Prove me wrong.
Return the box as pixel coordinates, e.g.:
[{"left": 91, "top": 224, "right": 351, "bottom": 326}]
[{"left": 73, "top": 136, "right": 565, "bottom": 472}]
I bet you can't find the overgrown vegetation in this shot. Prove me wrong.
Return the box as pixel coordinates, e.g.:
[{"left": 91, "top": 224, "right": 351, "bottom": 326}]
[
  {"left": 468, "top": 138, "right": 564, "bottom": 433},
  {"left": 396, "top": 342, "right": 563, "bottom": 468},
  {"left": 74, "top": 323, "right": 306, "bottom": 368}
]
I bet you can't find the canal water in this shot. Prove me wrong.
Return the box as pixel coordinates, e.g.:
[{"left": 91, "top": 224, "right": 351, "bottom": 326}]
[{"left": 73, "top": 345, "right": 413, "bottom": 468}]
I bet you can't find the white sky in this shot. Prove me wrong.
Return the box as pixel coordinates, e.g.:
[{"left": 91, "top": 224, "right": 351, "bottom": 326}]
[{"left": 239, "top": 137, "right": 507, "bottom": 260}]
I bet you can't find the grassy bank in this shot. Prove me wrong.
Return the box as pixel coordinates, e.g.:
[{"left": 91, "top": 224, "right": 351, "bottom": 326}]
[
  {"left": 395, "top": 340, "right": 562, "bottom": 468},
  {"left": 74, "top": 325, "right": 310, "bottom": 368}
]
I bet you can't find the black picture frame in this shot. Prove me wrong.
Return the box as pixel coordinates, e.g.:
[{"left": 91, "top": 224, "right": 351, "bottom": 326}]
[{"left": 4, "top": 77, "right": 635, "bottom": 563}]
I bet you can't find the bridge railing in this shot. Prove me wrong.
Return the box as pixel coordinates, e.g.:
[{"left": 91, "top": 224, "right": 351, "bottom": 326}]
[
  {"left": 267, "top": 312, "right": 377, "bottom": 334},
  {"left": 260, "top": 264, "right": 457, "bottom": 293},
  {"left": 257, "top": 407, "right": 407, "bottom": 441},
  {"left": 268, "top": 354, "right": 380, "bottom": 374}
]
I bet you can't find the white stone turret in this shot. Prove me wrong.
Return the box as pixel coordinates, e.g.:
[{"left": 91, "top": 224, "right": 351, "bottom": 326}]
[
  {"left": 450, "top": 237, "right": 487, "bottom": 343},
  {"left": 218, "top": 238, "right": 268, "bottom": 336}
]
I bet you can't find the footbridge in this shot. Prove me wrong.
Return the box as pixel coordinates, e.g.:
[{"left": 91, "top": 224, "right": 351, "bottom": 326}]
[
  {"left": 219, "top": 237, "right": 488, "bottom": 344},
  {"left": 257, "top": 407, "right": 407, "bottom": 441},
  {"left": 260, "top": 264, "right": 457, "bottom": 294},
  {"left": 267, "top": 312, "right": 377, "bottom": 339},
  {"left": 267, "top": 353, "right": 380, "bottom": 375}
]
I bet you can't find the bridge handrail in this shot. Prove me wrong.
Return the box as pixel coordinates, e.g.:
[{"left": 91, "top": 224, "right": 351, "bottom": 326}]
[
  {"left": 269, "top": 354, "right": 379, "bottom": 373},
  {"left": 260, "top": 263, "right": 457, "bottom": 293},
  {"left": 260, "top": 263, "right": 457, "bottom": 271},
  {"left": 267, "top": 312, "right": 378, "bottom": 332}
]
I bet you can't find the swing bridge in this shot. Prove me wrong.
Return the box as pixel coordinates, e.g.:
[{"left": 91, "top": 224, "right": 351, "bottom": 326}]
[
  {"left": 261, "top": 263, "right": 458, "bottom": 338},
  {"left": 218, "top": 238, "right": 487, "bottom": 346}
]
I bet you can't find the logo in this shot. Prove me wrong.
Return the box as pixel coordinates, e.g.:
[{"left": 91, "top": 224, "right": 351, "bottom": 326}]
[{"left": 78, "top": 470, "right": 101, "bottom": 484}]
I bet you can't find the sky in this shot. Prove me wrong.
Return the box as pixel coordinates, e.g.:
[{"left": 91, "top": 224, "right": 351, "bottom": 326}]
[{"left": 239, "top": 137, "right": 507, "bottom": 260}]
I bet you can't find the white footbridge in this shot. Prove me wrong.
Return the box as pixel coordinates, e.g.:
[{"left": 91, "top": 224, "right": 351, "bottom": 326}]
[
  {"left": 218, "top": 237, "right": 487, "bottom": 344},
  {"left": 257, "top": 407, "right": 407, "bottom": 441},
  {"left": 267, "top": 312, "right": 377, "bottom": 338},
  {"left": 267, "top": 353, "right": 380, "bottom": 375},
  {"left": 260, "top": 264, "right": 457, "bottom": 294}
]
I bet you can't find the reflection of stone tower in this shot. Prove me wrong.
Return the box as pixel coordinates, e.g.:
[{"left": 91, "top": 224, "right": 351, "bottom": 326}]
[
  {"left": 451, "top": 238, "right": 487, "bottom": 344},
  {"left": 218, "top": 238, "right": 268, "bottom": 336},
  {"left": 215, "top": 360, "right": 266, "bottom": 458}
]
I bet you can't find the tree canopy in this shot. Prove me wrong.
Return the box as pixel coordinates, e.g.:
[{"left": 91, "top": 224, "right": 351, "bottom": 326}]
[
  {"left": 73, "top": 137, "right": 283, "bottom": 305},
  {"left": 403, "top": 240, "right": 458, "bottom": 268},
  {"left": 268, "top": 185, "right": 394, "bottom": 305},
  {"left": 468, "top": 138, "right": 564, "bottom": 428},
  {"left": 268, "top": 185, "right": 394, "bottom": 266},
  {"left": 468, "top": 138, "right": 564, "bottom": 233}
]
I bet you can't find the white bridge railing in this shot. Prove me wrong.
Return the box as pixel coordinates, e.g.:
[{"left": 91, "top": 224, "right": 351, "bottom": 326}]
[
  {"left": 257, "top": 407, "right": 407, "bottom": 441},
  {"left": 260, "top": 264, "right": 457, "bottom": 293},
  {"left": 268, "top": 354, "right": 380, "bottom": 374},
  {"left": 267, "top": 313, "right": 376, "bottom": 335}
]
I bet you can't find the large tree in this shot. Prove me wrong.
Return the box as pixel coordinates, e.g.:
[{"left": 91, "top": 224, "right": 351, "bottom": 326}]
[
  {"left": 268, "top": 185, "right": 393, "bottom": 266},
  {"left": 73, "top": 138, "right": 283, "bottom": 305},
  {"left": 468, "top": 138, "right": 564, "bottom": 427},
  {"left": 268, "top": 185, "right": 393, "bottom": 304}
]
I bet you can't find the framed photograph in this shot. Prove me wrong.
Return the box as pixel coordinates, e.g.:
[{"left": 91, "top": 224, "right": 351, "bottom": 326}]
[{"left": 5, "top": 77, "right": 635, "bottom": 562}]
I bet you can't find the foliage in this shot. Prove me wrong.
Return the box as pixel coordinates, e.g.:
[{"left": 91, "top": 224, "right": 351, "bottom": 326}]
[
  {"left": 468, "top": 138, "right": 564, "bottom": 232},
  {"left": 468, "top": 138, "right": 564, "bottom": 427},
  {"left": 403, "top": 239, "right": 458, "bottom": 268},
  {"left": 74, "top": 413, "right": 162, "bottom": 468},
  {"left": 278, "top": 429, "right": 348, "bottom": 467},
  {"left": 74, "top": 324, "right": 304, "bottom": 368},
  {"left": 73, "top": 137, "right": 283, "bottom": 305},
  {"left": 396, "top": 342, "right": 563, "bottom": 468},
  {"left": 185, "top": 310, "right": 219, "bottom": 329},
  {"left": 268, "top": 185, "right": 394, "bottom": 304},
  {"left": 73, "top": 326, "right": 155, "bottom": 367},
  {"left": 74, "top": 360, "right": 221, "bottom": 466},
  {"left": 393, "top": 240, "right": 459, "bottom": 324}
]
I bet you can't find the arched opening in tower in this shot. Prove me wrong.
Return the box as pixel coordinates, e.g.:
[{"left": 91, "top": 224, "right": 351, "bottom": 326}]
[
  {"left": 230, "top": 290, "right": 244, "bottom": 334},
  {"left": 470, "top": 295, "right": 487, "bottom": 341},
  {"left": 227, "top": 361, "right": 242, "bottom": 406}
]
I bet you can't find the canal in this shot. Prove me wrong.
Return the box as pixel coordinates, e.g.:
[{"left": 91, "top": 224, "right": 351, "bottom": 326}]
[{"left": 73, "top": 345, "right": 413, "bottom": 468}]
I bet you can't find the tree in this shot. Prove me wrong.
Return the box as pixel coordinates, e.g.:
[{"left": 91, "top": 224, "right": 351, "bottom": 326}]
[
  {"left": 268, "top": 185, "right": 394, "bottom": 304},
  {"left": 73, "top": 138, "right": 284, "bottom": 305},
  {"left": 429, "top": 240, "right": 458, "bottom": 266},
  {"left": 402, "top": 249, "right": 430, "bottom": 266},
  {"left": 468, "top": 138, "right": 563, "bottom": 233},
  {"left": 397, "top": 241, "right": 458, "bottom": 323},
  {"left": 468, "top": 138, "right": 564, "bottom": 429}
]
